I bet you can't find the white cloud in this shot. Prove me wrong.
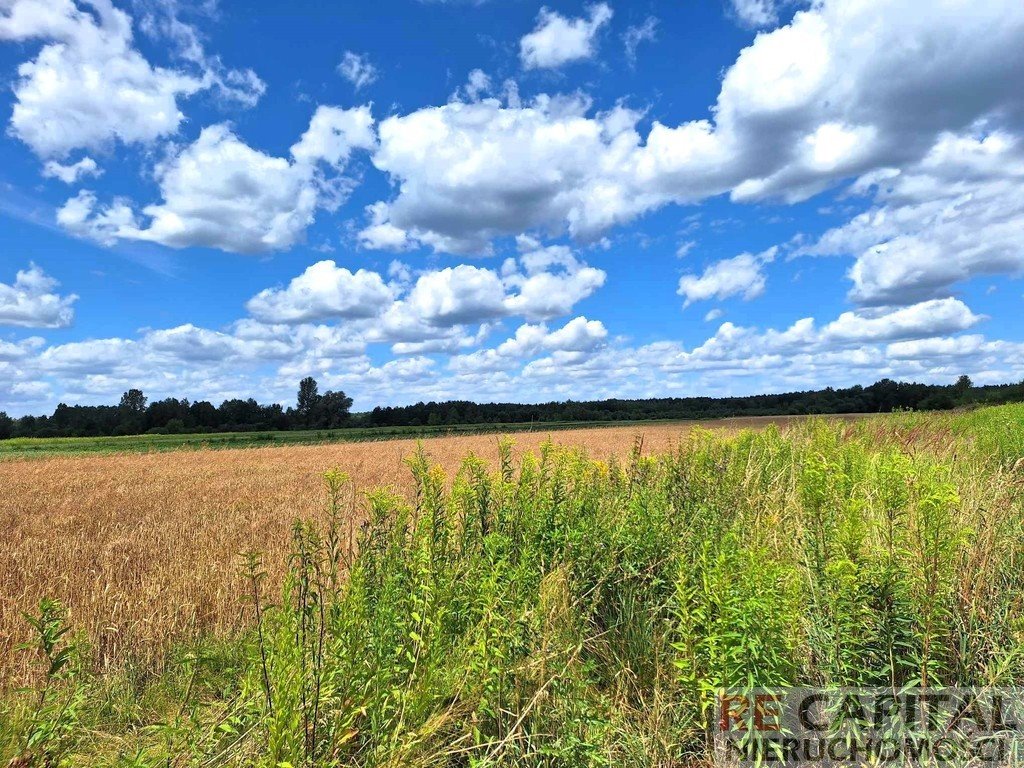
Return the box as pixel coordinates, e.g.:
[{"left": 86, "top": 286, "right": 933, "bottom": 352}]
[
  {"left": 0, "top": 264, "right": 77, "bottom": 328},
  {"left": 246, "top": 261, "right": 395, "bottom": 324},
  {"left": 519, "top": 2, "right": 613, "bottom": 70},
  {"left": 809, "top": 130, "right": 1024, "bottom": 305},
  {"left": 1, "top": 0, "right": 200, "bottom": 157},
  {"left": 502, "top": 242, "right": 606, "bottom": 320},
  {"left": 0, "top": 0, "right": 261, "bottom": 160},
  {"left": 0, "top": 366, "right": 52, "bottom": 408},
  {"left": 58, "top": 106, "right": 376, "bottom": 253},
  {"left": 544, "top": 315, "right": 607, "bottom": 351},
  {"left": 134, "top": 0, "right": 265, "bottom": 106},
  {"left": 0, "top": 336, "right": 43, "bottom": 361},
  {"left": 337, "top": 51, "right": 377, "bottom": 90},
  {"left": 240, "top": 245, "right": 603, "bottom": 352},
  {"left": 821, "top": 298, "right": 983, "bottom": 343},
  {"left": 143, "top": 324, "right": 293, "bottom": 363},
  {"left": 231, "top": 249, "right": 600, "bottom": 366},
  {"left": 404, "top": 265, "right": 506, "bottom": 325},
  {"left": 41, "top": 156, "right": 102, "bottom": 184},
  {"left": 38, "top": 337, "right": 136, "bottom": 374},
  {"left": 290, "top": 105, "right": 376, "bottom": 168},
  {"left": 622, "top": 16, "right": 657, "bottom": 64},
  {"left": 450, "top": 316, "right": 607, "bottom": 373},
  {"left": 451, "top": 68, "right": 492, "bottom": 102},
  {"left": 512, "top": 297, "right": 1009, "bottom": 397},
  {"left": 364, "top": 97, "right": 643, "bottom": 253},
  {"left": 677, "top": 247, "right": 776, "bottom": 307},
  {"left": 729, "top": 0, "right": 777, "bottom": 28},
  {"left": 885, "top": 334, "right": 996, "bottom": 361},
  {"left": 57, "top": 190, "right": 138, "bottom": 245},
  {"left": 676, "top": 240, "right": 697, "bottom": 258},
  {"left": 363, "top": 0, "right": 1024, "bottom": 255},
  {"left": 358, "top": 201, "right": 413, "bottom": 251}
]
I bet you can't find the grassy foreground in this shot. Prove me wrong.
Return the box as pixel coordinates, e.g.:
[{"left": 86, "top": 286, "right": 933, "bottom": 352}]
[{"left": 2, "top": 406, "right": 1023, "bottom": 766}]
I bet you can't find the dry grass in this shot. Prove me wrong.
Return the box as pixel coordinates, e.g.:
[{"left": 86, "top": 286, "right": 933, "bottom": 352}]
[{"left": 0, "top": 415, "right": 841, "bottom": 687}]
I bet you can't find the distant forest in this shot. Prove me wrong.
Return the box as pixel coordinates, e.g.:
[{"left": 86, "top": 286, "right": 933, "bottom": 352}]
[{"left": 1, "top": 374, "right": 1021, "bottom": 440}]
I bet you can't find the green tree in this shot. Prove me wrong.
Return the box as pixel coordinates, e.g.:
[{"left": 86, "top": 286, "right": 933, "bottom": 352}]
[
  {"left": 190, "top": 400, "right": 219, "bottom": 429},
  {"left": 297, "top": 377, "right": 321, "bottom": 427},
  {"left": 310, "top": 390, "right": 353, "bottom": 429},
  {"left": 116, "top": 389, "right": 147, "bottom": 435},
  {"left": 954, "top": 375, "right": 974, "bottom": 399},
  {"left": 0, "top": 411, "right": 13, "bottom": 440},
  {"left": 118, "top": 389, "right": 147, "bottom": 413}
]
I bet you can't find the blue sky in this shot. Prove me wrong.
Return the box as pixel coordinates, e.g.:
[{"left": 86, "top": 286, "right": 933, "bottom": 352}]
[{"left": 1, "top": 0, "right": 1023, "bottom": 415}]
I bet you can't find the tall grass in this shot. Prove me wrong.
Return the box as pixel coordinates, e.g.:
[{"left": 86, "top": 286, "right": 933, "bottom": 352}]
[{"left": 3, "top": 407, "right": 1023, "bottom": 766}]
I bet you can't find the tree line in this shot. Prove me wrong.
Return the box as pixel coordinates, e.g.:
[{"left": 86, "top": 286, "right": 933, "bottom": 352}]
[
  {"left": 362, "top": 375, "right": 1016, "bottom": 426},
  {"left": 0, "top": 374, "right": 1020, "bottom": 440},
  {"left": 0, "top": 377, "right": 351, "bottom": 439}
]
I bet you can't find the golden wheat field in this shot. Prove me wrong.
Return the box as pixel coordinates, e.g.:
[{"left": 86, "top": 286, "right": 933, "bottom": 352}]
[{"left": 0, "top": 417, "right": 804, "bottom": 687}]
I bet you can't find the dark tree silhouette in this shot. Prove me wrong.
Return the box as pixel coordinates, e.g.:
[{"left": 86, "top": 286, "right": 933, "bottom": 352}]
[
  {"left": 954, "top": 375, "right": 974, "bottom": 397},
  {"left": 311, "top": 390, "right": 354, "bottom": 429},
  {"left": 119, "top": 389, "right": 147, "bottom": 413},
  {"left": 296, "top": 377, "right": 321, "bottom": 426}
]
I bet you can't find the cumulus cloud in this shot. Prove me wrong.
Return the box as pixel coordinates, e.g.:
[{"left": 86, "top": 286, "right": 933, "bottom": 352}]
[
  {"left": 0, "top": 264, "right": 77, "bottom": 328},
  {"left": 808, "top": 130, "right": 1024, "bottom": 305},
  {"left": 337, "top": 51, "right": 377, "bottom": 90},
  {"left": 729, "top": 0, "right": 777, "bottom": 28},
  {"left": 513, "top": 296, "right": 1007, "bottom": 399},
  {"left": 544, "top": 315, "right": 608, "bottom": 351},
  {"left": 403, "top": 265, "right": 507, "bottom": 325},
  {"left": 143, "top": 324, "right": 293, "bottom": 363},
  {"left": 58, "top": 106, "right": 376, "bottom": 253},
  {"left": 494, "top": 297, "right": 991, "bottom": 394},
  {"left": 450, "top": 316, "right": 607, "bottom": 373},
  {"left": 363, "top": 97, "right": 643, "bottom": 254},
  {"left": 0, "top": 0, "right": 261, "bottom": 160},
  {"left": 820, "top": 298, "right": 983, "bottom": 343},
  {"left": 238, "top": 244, "right": 604, "bottom": 354},
  {"left": 387, "top": 247, "right": 605, "bottom": 329},
  {"left": 450, "top": 68, "right": 492, "bottom": 102},
  {"left": 246, "top": 261, "right": 395, "bottom": 323},
  {"left": 519, "top": 2, "right": 613, "bottom": 70},
  {"left": 37, "top": 337, "right": 136, "bottom": 374},
  {"left": 0, "top": 364, "right": 52, "bottom": 408},
  {"left": 290, "top": 105, "right": 377, "bottom": 168},
  {"left": 0, "top": 336, "right": 44, "bottom": 361},
  {"left": 502, "top": 242, "right": 607, "bottom": 320},
  {"left": 359, "top": 201, "right": 415, "bottom": 251},
  {"left": 41, "top": 156, "right": 102, "bottom": 184},
  {"left": 362, "top": 0, "right": 1024, "bottom": 255},
  {"left": 211, "top": 248, "right": 601, "bottom": 384},
  {"left": 885, "top": 334, "right": 1007, "bottom": 362},
  {"left": 677, "top": 248, "right": 775, "bottom": 307}
]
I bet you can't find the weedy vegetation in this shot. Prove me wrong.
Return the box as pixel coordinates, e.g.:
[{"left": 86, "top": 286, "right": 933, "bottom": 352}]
[{"left": 1, "top": 406, "right": 1023, "bottom": 766}]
